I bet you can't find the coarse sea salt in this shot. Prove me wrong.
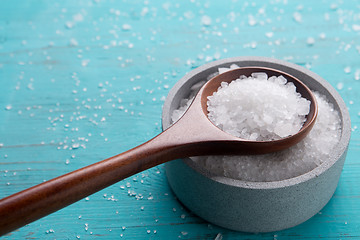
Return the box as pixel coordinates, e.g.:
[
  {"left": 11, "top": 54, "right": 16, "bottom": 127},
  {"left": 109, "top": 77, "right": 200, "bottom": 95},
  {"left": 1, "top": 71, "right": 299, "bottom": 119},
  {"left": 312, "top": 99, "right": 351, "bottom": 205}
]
[
  {"left": 207, "top": 73, "right": 310, "bottom": 141},
  {"left": 171, "top": 65, "right": 341, "bottom": 182}
]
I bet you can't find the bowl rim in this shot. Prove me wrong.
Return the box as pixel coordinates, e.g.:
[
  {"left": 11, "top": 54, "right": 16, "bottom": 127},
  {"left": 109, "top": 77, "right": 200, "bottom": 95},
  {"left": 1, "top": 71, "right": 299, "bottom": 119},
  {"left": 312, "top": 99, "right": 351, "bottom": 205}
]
[{"left": 162, "top": 56, "right": 351, "bottom": 190}]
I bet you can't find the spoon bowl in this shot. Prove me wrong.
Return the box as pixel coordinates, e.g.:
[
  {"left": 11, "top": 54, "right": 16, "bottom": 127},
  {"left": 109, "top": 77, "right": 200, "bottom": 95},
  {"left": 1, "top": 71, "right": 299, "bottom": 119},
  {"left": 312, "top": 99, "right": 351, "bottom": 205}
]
[
  {"left": 198, "top": 67, "right": 318, "bottom": 154},
  {"left": 0, "top": 67, "right": 317, "bottom": 235}
]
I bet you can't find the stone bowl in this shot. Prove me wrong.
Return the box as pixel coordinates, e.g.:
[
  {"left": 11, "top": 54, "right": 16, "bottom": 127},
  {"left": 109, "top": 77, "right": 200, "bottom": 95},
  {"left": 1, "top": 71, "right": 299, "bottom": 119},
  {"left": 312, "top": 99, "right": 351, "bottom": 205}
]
[{"left": 162, "top": 56, "right": 351, "bottom": 233}]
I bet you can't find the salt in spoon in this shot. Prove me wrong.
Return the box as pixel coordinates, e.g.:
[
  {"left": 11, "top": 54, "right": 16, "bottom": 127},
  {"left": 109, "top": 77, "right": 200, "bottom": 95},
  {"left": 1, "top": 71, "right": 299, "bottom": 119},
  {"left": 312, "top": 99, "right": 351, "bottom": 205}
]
[{"left": 0, "top": 67, "right": 318, "bottom": 235}]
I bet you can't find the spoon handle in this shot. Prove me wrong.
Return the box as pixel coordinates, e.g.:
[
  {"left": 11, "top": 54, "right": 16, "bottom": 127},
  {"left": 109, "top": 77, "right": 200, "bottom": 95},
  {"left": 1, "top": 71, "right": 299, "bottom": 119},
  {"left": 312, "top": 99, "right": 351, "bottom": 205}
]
[
  {"left": 0, "top": 127, "right": 189, "bottom": 236},
  {"left": 0, "top": 95, "right": 221, "bottom": 236}
]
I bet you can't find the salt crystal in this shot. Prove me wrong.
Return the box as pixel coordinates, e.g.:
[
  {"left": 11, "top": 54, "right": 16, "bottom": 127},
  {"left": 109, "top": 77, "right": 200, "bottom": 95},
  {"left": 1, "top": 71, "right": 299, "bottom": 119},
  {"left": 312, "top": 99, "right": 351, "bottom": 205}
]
[
  {"left": 201, "top": 15, "right": 212, "bottom": 26},
  {"left": 45, "top": 229, "right": 55, "bottom": 234},
  {"left": 265, "top": 32, "right": 274, "bottom": 38},
  {"left": 218, "top": 68, "right": 229, "bottom": 74},
  {"left": 293, "top": 12, "right": 302, "bottom": 23},
  {"left": 344, "top": 66, "right": 351, "bottom": 74},
  {"left": 248, "top": 15, "right": 257, "bottom": 26},
  {"left": 352, "top": 24, "right": 360, "bottom": 31},
  {"left": 72, "top": 143, "right": 80, "bottom": 149},
  {"left": 215, "top": 233, "right": 223, "bottom": 240},
  {"left": 319, "top": 33, "right": 326, "bottom": 39},
  {"left": 65, "top": 21, "right": 74, "bottom": 29},
  {"left": 81, "top": 59, "right": 90, "bottom": 67},
  {"left": 122, "top": 24, "right": 132, "bottom": 31},
  {"left": 307, "top": 37, "right": 315, "bottom": 46},
  {"left": 330, "top": 3, "right": 338, "bottom": 10},
  {"left": 251, "top": 72, "right": 267, "bottom": 80},
  {"left": 69, "top": 38, "right": 78, "bottom": 46},
  {"left": 73, "top": 13, "right": 84, "bottom": 22},
  {"left": 354, "top": 69, "right": 360, "bottom": 80},
  {"left": 336, "top": 82, "right": 344, "bottom": 90}
]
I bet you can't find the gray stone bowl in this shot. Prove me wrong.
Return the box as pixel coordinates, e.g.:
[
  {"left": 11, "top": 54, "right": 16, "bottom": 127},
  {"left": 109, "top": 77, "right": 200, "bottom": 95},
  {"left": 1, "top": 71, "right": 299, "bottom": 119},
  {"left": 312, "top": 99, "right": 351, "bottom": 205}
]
[{"left": 162, "top": 56, "right": 351, "bottom": 233}]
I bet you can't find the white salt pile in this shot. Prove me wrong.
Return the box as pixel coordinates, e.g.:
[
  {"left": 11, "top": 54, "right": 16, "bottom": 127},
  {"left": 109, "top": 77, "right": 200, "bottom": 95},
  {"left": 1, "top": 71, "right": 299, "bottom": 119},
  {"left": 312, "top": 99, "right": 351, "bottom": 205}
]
[
  {"left": 171, "top": 65, "right": 342, "bottom": 182},
  {"left": 207, "top": 73, "right": 310, "bottom": 141}
]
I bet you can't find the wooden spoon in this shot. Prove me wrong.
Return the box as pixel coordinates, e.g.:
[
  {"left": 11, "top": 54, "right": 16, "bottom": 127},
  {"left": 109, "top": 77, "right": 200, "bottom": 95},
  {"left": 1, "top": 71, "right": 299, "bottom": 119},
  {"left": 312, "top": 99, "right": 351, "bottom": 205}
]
[{"left": 0, "top": 67, "right": 318, "bottom": 235}]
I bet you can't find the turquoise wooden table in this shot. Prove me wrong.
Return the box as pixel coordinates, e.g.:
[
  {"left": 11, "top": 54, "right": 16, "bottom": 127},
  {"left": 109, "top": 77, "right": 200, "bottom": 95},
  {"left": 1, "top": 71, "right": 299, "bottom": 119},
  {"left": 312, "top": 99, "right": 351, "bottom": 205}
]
[{"left": 1, "top": 0, "right": 359, "bottom": 239}]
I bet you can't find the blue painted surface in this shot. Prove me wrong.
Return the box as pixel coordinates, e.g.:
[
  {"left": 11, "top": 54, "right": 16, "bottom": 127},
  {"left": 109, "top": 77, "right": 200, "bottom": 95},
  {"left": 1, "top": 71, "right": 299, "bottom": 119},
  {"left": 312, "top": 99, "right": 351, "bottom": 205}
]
[{"left": 0, "top": 0, "right": 359, "bottom": 239}]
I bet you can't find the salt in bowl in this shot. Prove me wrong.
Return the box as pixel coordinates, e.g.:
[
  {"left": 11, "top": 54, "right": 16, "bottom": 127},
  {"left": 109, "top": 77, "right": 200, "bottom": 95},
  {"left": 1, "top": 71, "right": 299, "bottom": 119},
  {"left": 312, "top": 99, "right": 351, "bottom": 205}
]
[{"left": 162, "top": 56, "right": 351, "bottom": 232}]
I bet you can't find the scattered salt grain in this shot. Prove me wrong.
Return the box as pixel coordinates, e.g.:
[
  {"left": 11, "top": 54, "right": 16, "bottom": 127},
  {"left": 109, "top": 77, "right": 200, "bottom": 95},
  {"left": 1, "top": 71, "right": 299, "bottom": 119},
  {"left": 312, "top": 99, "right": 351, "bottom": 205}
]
[
  {"left": 81, "top": 59, "right": 90, "bottom": 67},
  {"left": 319, "top": 33, "right": 326, "bottom": 39},
  {"left": 293, "top": 12, "right": 302, "bottom": 23},
  {"left": 248, "top": 15, "right": 257, "bottom": 26},
  {"left": 72, "top": 143, "right": 80, "bottom": 149},
  {"left": 307, "top": 37, "right": 315, "bottom": 46},
  {"left": 215, "top": 233, "right": 223, "bottom": 240},
  {"left": 73, "top": 13, "right": 84, "bottom": 22},
  {"left": 344, "top": 66, "right": 351, "bottom": 74},
  {"left": 65, "top": 21, "right": 74, "bottom": 29},
  {"left": 265, "top": 32, "right": 274, "bottom": 38},
  {"left": 201, "top": 15, "right": 212, "bottom": 26},
  {"left": 354, "top": 69, "right": 360, "bottom": 80},
  {"left": 352, "top": 24, "right": 360, "bottom": 32},
  {"left": 122, "top": 24, "right": 132, "bottom": 31},
  {"left": 45, "top": 229, "right": 55, "bottom": 234},
  {"left": 337, "top": 82, "right": 344, "bottom": 90},
  {"left": 330, "top": 3, "right": 338, "bottom": 10},
  {"left": 69, "top": 38, "right": 79, "bottom": 46}
]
